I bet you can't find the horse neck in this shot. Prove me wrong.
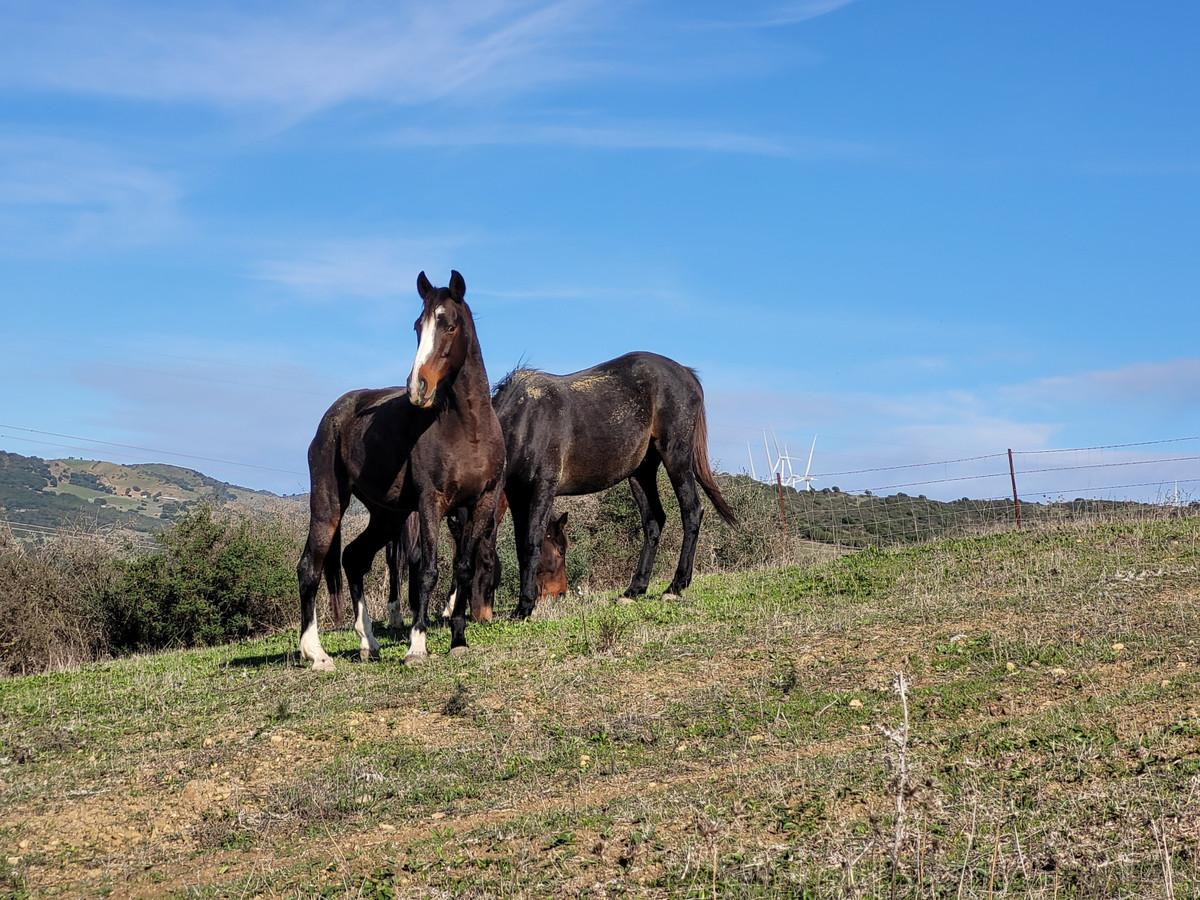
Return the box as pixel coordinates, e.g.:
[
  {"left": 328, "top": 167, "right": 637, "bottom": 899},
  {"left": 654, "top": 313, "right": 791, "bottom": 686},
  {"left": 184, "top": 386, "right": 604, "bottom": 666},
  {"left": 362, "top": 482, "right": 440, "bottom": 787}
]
[{"left": 443, "top": 327, "right": 491, "bottom": 433}]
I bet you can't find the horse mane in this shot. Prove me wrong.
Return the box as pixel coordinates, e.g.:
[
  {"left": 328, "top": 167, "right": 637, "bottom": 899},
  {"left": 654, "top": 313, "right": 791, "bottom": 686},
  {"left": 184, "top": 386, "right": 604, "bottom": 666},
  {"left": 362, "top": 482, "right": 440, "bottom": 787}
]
[{"left": 491, "top": 362, "right": 542, "bottom": 402}]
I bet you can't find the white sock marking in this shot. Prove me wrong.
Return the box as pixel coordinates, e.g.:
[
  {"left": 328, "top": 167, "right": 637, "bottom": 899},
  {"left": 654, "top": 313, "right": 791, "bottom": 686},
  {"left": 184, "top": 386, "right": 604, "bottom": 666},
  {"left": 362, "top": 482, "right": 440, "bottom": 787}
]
[
  {"left": 299, "top": 621, "right": 332, "bottom": 668},
  {"left": 442, "top": 588, "right": 457, "bottom": 619},
  {"left": 354, "top": 601, "right": 380, "bottom": 653},
  {"left": 408, "top": 627, "right": 427, "bottom": 657}
]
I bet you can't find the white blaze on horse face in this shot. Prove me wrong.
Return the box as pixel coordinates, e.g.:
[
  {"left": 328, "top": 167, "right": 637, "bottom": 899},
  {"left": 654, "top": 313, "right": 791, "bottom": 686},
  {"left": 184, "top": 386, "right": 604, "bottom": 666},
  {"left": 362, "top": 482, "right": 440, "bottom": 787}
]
[
  {"left": 408, "top": 305, "right": 444, "bottom": 402},
  {"left": 408, "top": 627, "right": 427, "bottom": 657}
]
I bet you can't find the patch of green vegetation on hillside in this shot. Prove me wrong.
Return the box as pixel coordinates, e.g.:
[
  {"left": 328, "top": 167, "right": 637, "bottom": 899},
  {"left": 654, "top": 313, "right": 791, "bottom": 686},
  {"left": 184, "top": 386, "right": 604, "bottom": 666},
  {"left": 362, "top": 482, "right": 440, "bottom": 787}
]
[{"left": 0, "top": 451, "right": 292, "bottom": 533}]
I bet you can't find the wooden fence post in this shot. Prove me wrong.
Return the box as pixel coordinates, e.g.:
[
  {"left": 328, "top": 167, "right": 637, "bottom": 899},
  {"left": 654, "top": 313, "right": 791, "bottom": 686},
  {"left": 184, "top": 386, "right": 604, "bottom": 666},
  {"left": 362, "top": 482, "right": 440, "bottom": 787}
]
[
  {"left": 1008, "top": 448, "right": 1022, "bottom": 529},
  {"left": 776, "top": 473, "right": 789, "bottom": 535}
]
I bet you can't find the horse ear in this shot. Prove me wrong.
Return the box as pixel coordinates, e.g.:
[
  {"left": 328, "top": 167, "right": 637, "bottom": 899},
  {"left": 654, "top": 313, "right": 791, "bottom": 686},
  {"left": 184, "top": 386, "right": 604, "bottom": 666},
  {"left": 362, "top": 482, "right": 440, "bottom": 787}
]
[
  {"left": 448, "top": 270, "right": 466, "bottom": 302},
  {"left": 556, "top": 511, "right": 569, "bottom": 533},
  {"left": 416, "top": 271, "right": 434, "bottom": 300}
]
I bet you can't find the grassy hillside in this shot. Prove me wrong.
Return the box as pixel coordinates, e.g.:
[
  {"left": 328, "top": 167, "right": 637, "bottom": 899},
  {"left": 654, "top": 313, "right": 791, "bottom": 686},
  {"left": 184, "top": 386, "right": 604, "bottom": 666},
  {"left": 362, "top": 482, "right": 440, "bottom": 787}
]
[
  {"left": 0, "top": 451, "right": 298, "bottom": 533},
  {"left": 2, "top": 517, "right": 1197, "bottom": 896},
  {"left": 4, "top": 448, "right": 1173, "bottom": 556}
]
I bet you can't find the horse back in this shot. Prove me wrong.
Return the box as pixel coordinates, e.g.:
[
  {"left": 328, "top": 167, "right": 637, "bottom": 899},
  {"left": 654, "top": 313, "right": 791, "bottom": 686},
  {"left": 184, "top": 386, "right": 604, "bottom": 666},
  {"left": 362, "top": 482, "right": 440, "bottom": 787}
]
[{"left": 496, "top": 352, "right": 701, "bottom": 495}]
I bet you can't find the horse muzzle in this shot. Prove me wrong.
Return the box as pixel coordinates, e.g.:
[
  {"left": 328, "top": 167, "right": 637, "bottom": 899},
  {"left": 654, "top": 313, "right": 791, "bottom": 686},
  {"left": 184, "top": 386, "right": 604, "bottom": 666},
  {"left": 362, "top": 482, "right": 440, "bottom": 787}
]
[{"left": 407, "top": 375, "right": 435, "bottom": 408}]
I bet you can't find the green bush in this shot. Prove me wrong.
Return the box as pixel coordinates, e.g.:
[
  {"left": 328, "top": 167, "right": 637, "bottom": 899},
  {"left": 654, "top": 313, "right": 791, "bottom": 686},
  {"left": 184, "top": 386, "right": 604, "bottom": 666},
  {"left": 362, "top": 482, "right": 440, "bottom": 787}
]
[
  {"left": 105, "top": 506, "right": 297, "bottom": 652},
  {"left": 0, "top": 507, "right": 301, "bottom": 674}
]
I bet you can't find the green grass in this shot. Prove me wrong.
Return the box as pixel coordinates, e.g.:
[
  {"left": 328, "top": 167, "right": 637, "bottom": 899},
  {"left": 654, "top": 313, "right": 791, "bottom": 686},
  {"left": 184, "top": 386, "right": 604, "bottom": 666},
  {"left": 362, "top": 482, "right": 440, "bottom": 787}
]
[{"left": 2, "top": 516, "right": 1199, "bottom": 897}]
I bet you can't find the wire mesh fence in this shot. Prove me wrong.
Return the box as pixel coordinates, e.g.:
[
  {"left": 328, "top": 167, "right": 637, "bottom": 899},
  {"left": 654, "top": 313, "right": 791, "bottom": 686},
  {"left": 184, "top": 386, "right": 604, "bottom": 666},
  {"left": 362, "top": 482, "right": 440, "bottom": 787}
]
[{"left": 763, "top": 437, "right": 1200, "bottom": 550}]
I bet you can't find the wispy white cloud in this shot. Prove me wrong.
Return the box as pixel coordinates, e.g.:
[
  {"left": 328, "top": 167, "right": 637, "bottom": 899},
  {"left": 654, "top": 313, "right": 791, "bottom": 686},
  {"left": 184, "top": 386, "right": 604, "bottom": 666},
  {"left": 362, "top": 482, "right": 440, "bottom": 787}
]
[
  {"left": 1005, "top": 358, "right": 1200, "bottom": 411},
  {"left": 0, "top": 136, "right": 182, "bottom": 253},
  {"left": 472, "top": 285, "right": 687, "bottom": 304},
  {"left": 697, "top": 0, "right": 857, "bottom": 30},
  {"left": 0, "top": 1, "right": 607, "bottom": 121},
  {"left": 705, "top": 354, "right": 1200, "bottom": 500},
  {"left": 387, "top": 121, "right": 874, "bottom": 159},
  {"left": 252, "top": 236, "right": 468, "bottom": 302}
]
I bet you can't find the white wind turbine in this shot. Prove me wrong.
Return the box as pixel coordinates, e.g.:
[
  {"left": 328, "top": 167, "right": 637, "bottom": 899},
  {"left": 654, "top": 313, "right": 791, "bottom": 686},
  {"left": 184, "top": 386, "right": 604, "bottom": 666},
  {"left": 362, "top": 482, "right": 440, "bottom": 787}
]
[
  {"left": 761, "top": 432, "right": 818, "bottom": 490},
  {"left": 797, "top": 435, "right": 818, "bottom": 492}
]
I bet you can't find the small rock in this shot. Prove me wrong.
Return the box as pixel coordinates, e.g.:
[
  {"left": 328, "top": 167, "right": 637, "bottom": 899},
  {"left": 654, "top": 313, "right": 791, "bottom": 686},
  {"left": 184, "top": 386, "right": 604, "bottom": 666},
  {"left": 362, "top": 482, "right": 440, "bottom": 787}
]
[
  {"left": 5, "top": 857, "right": 19, "bottom": 866},
  {"left": 431, "top": 811, "right": 446, "bottom": 820},
  {"left": 848, "top": 698, "right": 863, "bottom": 709},
  {"left": 1005, "top": 662, "right": 1017, "bottom": 672},
  {"left": 202, "top": 737, "right": 214, "bottom": 749},
  {"left": 1161, "top": 680, "right": 1171, "bottom": 688},
  {"left": 1112, "top": 643, "right": 1126, "bottom": 653},
  {"left": 379, "top": 823, "right": 396, "bottom": 833},
  {"left": 18, "top": 840, "right": 30, "bottom": 851},
  {"left": 579, "top": 754, "right": 591, "bottom": 769},
  {"left": 269, "top": 734, "right": 284, "bottom": 745},
  {"left": 1051, "top": 667, "right": 1068, "bottom": 678}
]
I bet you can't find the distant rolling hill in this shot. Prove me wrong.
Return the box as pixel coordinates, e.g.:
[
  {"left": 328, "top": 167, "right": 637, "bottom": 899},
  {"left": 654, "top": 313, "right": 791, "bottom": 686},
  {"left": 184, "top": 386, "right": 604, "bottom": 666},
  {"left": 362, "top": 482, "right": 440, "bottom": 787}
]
[{"left": 0, "top": 450, "right": 302, "bottom": 534}]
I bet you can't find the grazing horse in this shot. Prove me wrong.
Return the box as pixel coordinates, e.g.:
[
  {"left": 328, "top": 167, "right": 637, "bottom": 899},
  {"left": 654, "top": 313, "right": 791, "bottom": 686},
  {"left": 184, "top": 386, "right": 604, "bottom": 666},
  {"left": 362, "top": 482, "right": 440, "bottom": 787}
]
[
  {"left": 384, "top": 505, "right": 569, "bottom": 629},
  {"left": 490, "top": 352, "right": 736, "bottom": 620},
  {"left": 296, "top": 270, "right": 505, "bottom": 670}
]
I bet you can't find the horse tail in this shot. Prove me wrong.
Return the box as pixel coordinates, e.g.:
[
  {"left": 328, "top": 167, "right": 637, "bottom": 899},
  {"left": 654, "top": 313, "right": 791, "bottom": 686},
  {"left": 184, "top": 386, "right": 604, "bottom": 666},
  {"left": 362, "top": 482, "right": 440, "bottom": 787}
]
[{"left": 691, "top": 399, "right": 738, "bottom": 526}]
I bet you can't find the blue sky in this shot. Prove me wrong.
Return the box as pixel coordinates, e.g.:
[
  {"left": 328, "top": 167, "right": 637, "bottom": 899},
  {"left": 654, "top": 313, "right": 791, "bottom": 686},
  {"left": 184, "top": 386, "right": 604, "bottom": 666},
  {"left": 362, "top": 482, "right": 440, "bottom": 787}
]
[{"left": 1, "top": 0, "right": 1198, "bottom": 499}]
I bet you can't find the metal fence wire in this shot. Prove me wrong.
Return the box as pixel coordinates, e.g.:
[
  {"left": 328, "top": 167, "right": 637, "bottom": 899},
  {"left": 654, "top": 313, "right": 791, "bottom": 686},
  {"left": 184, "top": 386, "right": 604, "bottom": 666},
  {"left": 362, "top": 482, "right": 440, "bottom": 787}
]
[{"left": 760, "top": 437, "right": 1200, "bottom": 550}]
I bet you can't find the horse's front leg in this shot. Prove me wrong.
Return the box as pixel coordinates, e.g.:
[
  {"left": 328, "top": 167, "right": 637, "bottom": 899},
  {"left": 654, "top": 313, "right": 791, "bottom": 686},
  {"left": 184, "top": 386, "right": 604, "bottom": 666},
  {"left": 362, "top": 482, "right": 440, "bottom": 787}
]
[
  {"left": 449, "top": 486, "right": 501, "bottom": 654},
  {"left": 405, "top": 499, "right": 443, "bottom": 666}
]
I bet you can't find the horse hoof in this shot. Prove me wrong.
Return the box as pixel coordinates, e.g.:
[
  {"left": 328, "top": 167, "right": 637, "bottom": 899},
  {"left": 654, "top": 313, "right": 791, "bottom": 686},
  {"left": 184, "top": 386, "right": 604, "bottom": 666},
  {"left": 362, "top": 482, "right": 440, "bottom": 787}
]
[
  {"left": 403, "top": 653, "right": 429, "bottom": 666},
  {"left": 449, "top": 645, "right": 469, "bottom": 658},
  {"left": 310, "top": 657, "right": 335, "bottom": 673},
  {"left": 615, "top": 596, "right": 636, "bottom": 606},
  {"left": 662, "top": 592, "right": 680, "bottom": 601}
]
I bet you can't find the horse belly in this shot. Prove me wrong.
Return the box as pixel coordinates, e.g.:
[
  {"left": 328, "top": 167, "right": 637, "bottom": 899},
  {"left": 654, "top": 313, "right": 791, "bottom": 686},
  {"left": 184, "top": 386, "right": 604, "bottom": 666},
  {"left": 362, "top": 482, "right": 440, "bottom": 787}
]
[{"left": 558, "top": 431, "right": 650, "bottom": 495}]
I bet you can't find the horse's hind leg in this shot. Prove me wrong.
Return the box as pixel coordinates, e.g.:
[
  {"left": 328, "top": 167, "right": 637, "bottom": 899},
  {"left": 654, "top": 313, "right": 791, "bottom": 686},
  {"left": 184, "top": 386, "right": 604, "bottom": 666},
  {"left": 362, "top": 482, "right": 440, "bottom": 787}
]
[
  {"left": 622, "top": 456, "right": 666, "bottom": 600},
  {"left": 343, "top": 516, "right": 390, "bottom": 661},
  {"left": 298, "top": 519, "right": 340, "bottom": 673},
  {"left": 449, "top": 486, "right": 501, "bottom": 653},
  {"left": 406, "top": 499, "right": 442, "bottom": 664},
  {"left": 385, "top": 540, "right": 405, "bottom": 631},
  {"left": 441, "top": 507, "right": 467, "bottom": 619},
  {"left": 661, "top": 449, "right": 705, "bottom": 600}
]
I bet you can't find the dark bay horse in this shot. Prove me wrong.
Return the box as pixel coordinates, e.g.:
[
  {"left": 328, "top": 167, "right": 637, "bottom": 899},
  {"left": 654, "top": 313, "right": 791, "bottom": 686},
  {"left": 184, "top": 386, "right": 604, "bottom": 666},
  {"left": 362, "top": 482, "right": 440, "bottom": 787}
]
[
  {"left": 490, "top": 351, "right": 736, "bottom": 620},
  {"left": 296, "top": 270, "right": 505, "bottom": 670}
]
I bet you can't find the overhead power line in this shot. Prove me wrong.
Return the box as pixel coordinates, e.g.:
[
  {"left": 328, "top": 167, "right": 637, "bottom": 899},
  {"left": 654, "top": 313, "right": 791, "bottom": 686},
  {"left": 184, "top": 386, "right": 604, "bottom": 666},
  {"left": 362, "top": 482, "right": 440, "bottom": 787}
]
[
  {"left": 0, "top": 424, "right": 304, "bottom": 477},
  {"left": 1014, "top": 436, "right": 1200, "bottom": 455}
]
